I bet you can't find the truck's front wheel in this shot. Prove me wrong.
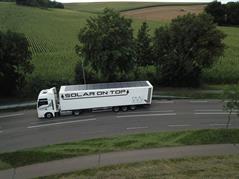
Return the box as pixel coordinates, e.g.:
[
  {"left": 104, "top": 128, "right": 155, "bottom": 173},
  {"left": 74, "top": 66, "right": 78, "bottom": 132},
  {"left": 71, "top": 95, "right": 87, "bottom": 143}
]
[
  {"left": 45, "top": 112, "right": 53, "bottom": 119},
  {"left": 73, "top": 110, "right": 81, "bottom": 116}
]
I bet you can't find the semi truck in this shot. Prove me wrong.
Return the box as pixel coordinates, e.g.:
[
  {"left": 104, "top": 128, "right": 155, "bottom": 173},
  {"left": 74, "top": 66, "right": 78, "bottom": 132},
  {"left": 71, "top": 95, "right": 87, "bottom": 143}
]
[{"left": 37, "top": 81, "right": 153, "bottom": 119}]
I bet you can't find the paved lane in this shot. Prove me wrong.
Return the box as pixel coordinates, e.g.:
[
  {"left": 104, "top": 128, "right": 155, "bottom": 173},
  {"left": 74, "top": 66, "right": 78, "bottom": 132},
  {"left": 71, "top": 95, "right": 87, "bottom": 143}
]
[{"left": 0, "top": 100, "right": 238, "bottom": 152}]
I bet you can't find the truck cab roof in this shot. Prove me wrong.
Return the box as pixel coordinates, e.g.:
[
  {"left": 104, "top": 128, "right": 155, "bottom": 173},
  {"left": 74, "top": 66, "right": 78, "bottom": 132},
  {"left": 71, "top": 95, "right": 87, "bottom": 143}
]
[{"left": 38, "top": 87, "right": 56, "bottom": 100}]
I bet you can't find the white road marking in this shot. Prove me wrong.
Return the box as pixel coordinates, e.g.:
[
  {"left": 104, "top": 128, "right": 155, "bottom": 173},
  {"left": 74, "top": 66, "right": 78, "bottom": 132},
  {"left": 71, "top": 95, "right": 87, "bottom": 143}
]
[
  {"left": 0, "top": 113, "right": 24, "bottom": 119},
  {"left": 118, "top": 110, "right": 174, "bottom": 115},
  {"left": 27, "top": 118, "right": 96, "bottom": 129},
  {"left": 195, "top": 112, "right": 238, "bottom": 115},
  {"left": 190, "top": 100, "right": 208, "bottom": 103},
  {"left": 168, "top": 124, "right": 191, "bottom": 127},
  {"left": 209, "top": 123, "right": 232, "bottom": 126},
  {"left": 194, "top": 109, "right": 223, "bottom": 112},
  {"left": 0, "top": 130, "right": 3, "bottom": 133},
  {"left": 126, "top": 126, "right": 148, "bottom": 130},
  {"left": 30, "top": 115, "right": 95, "bottom": 125},
  {"left": 154, "top": 101, "right": 174, "bottom": 104},
  {"left": 117, "top": 113, "right": 176, "bottom": 118}
]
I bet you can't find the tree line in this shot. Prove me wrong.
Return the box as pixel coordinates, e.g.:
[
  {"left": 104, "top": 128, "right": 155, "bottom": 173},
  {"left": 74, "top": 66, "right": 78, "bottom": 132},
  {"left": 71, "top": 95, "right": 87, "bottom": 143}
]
[
  {"left": 75, "top": 9, "right": 225, "bottom": 88},
  {"left": 15, "top": 0, "right": 64, "bottom": 9},
  {"left": 205, "top": 1, "right": 239, "bottom": 25}
]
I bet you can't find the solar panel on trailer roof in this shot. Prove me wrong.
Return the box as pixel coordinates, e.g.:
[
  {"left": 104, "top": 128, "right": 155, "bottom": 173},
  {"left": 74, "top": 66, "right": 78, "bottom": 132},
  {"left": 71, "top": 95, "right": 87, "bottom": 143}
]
[{"left": 64, "top": 81, "right": 149, "bottom": 91}]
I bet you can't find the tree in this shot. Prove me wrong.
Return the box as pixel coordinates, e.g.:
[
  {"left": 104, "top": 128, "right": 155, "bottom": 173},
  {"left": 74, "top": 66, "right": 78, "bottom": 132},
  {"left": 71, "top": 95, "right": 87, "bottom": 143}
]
[
  {"left": 76, "top": 8, "right": 135, "bottom": 82},
  {"left": 205, "top": 1, "right": 239, "bottom": 26},
  {"left": 153, "top": 13, "right": 225, "bottom": 87},
  {"left": 223, "top": 85, "right": 239, "bottom": 128},
  {"left": 205, "top": 1, "right": 226, "bottom": 25},
  {"left": 0, "top": 30, "right": 33, "bottom": 96},
  {"left": 135, "top": 22, "right": 154, "bottom": 66},
  {"left": 16, "top": 0, "right": 64, "bottom": 9},
  {"left": 226, "top": 2, "right": 239, "bottom": 25}
]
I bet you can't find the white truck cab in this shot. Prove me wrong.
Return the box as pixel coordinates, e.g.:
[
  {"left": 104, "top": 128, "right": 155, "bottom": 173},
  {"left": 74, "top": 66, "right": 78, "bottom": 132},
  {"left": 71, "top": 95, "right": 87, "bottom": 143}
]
[{"left": 37, "top": 87, "right": 59, "bottom": 118}]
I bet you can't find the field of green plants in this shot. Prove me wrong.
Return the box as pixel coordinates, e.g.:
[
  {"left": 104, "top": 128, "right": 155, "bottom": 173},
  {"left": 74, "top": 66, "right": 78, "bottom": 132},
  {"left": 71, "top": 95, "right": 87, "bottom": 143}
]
[
  {"left": 203, "top": 26, "right": 239, "bottom": 84},
  {"left": 0, "top": 2, "right": 238, "bottom": 87}
]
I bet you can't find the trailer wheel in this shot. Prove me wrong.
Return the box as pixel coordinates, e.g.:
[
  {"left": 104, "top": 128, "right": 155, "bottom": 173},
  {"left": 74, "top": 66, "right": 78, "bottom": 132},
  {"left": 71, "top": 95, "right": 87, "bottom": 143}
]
[
  {"left": 112, "top": 106, "right": 120, "bottom": 112},
  {"left": 45, "top": 112, "right": 53, "bottom": 119},
  {"left": 129, "top": 105, "right": 136, "bottom": 111},
  {"left": 121, "top": 106, "right": 128, "bottom": 112}
]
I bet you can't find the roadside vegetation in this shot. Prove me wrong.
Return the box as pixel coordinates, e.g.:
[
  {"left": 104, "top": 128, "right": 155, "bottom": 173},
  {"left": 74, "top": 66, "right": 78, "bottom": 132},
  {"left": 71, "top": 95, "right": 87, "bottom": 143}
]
[
  {"left": 0, "top": 129, "right": 238, "bottom": 170},
  {"left": 0, "top": 1, "right": 239, "bottom": 98},
  {"left": 0, "top": 30, "right": 33, "bottom": 96},
  {"left": 40, "top": 154, "right": 239, "bottom": 179}
]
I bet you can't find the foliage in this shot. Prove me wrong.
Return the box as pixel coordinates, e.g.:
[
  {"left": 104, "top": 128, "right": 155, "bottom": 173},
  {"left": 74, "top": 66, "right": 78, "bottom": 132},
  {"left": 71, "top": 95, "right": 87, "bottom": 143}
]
[
  {"left": 205, "top": 1, "right": 226, "bottom": 25},
  {"left": 16, "top": 0, "right": 64, "bottom": 9},
  {"left": 226, "top": 2, "right": 239, "bottom": 25},
  {"left": 0, "top": 30, "right": 33, "bottom": 96},
  {"left": 74, "top": 61, "right": 99, "bottom": 84},
  {"left": 223, "top": 85, "right": 239, "bottom": 128},
  {"left": 135, "top": 22, "right": 154, "bottom": 66},
  {"left": 76, "top": 8, "right": 135, "bottom": 82},
  {"left": 205, "top": 1, "right": 239, "bottom": 25},
  {"left": 153, "top": 13, "right": 225, "bottom": 87},
  {"left": 134, "top": 65, "right": 158, "bottom": 85}
]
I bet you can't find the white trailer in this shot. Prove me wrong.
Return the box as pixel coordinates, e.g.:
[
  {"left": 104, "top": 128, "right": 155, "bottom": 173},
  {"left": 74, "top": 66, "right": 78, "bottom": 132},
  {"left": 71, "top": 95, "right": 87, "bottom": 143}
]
[{"left": 37, "top": 81, "right": 153, "bottom": 119}]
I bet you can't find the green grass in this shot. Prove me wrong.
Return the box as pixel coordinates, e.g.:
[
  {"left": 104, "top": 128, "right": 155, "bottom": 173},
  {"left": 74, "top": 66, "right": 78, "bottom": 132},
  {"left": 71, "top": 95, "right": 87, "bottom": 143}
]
[
  {"left": 0, "top": 129, "right": 238, "bottom": 170},
  {"left": 40, "top": 154, "right": 239, "bottom": 179}
]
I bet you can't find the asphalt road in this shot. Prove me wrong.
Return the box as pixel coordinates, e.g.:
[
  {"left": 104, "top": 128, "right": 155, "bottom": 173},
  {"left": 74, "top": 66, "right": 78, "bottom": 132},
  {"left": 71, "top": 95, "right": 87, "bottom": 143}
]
[{"left": 0, "top": 99, "right": 238, "bottom": 152}]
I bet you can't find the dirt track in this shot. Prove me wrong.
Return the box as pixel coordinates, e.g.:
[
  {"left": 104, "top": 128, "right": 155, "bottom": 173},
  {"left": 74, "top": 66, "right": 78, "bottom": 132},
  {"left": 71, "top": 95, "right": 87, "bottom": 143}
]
[{"left": 122, "top": 5, "right": 206, "bottom": 21}]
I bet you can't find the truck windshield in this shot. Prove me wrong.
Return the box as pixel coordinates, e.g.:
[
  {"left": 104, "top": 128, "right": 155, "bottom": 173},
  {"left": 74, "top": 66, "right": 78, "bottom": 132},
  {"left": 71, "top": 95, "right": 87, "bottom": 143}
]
[{"left": 38, "top": 98, "right": 48, "bottom": 107}]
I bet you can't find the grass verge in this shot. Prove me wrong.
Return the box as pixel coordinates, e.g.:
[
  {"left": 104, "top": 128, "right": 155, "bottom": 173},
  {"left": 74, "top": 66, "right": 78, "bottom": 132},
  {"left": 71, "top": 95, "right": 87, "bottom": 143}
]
[
  {"left": 0, "top": 129, "right": 239, "bottom": 170},
  {"left": 40, "top": 154, "right": 239, "bottom": 179}
]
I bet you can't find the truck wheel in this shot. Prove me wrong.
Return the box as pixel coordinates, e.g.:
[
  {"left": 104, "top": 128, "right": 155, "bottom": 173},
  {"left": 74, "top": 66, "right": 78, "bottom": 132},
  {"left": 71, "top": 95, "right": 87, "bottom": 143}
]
[
  {"left": 121, "top": 106, "right": 128, "bottom": 112},
  {"left": 129, "top": 105, "right": 136, "bottom": 111},
  {"left": 73, "top": 110, "right": 81, "bottom": 116},
  {"left": 112, "top": 106, "right": 120, "bottom": 112},
  {"left": 45, "top": 112, "right": 53, "bottom": 119}
]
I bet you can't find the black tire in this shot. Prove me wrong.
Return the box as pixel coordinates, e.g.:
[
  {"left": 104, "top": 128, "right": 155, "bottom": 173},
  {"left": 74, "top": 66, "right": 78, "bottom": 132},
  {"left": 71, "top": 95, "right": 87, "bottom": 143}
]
[
  {"left": 121, "top": 106, "right": 128, "bottom": 112},
  {"left": 129, "top": 105, "right": 136, "bottom": 111},
  {"left": 45, "top": 112, "right": 53, "bottom": 119},
  {"left": 112, "top": 106, "right": 120, "bottom": 112},
  {"left": 73, "top": 110, "right": 81, "bottom": 116}
]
